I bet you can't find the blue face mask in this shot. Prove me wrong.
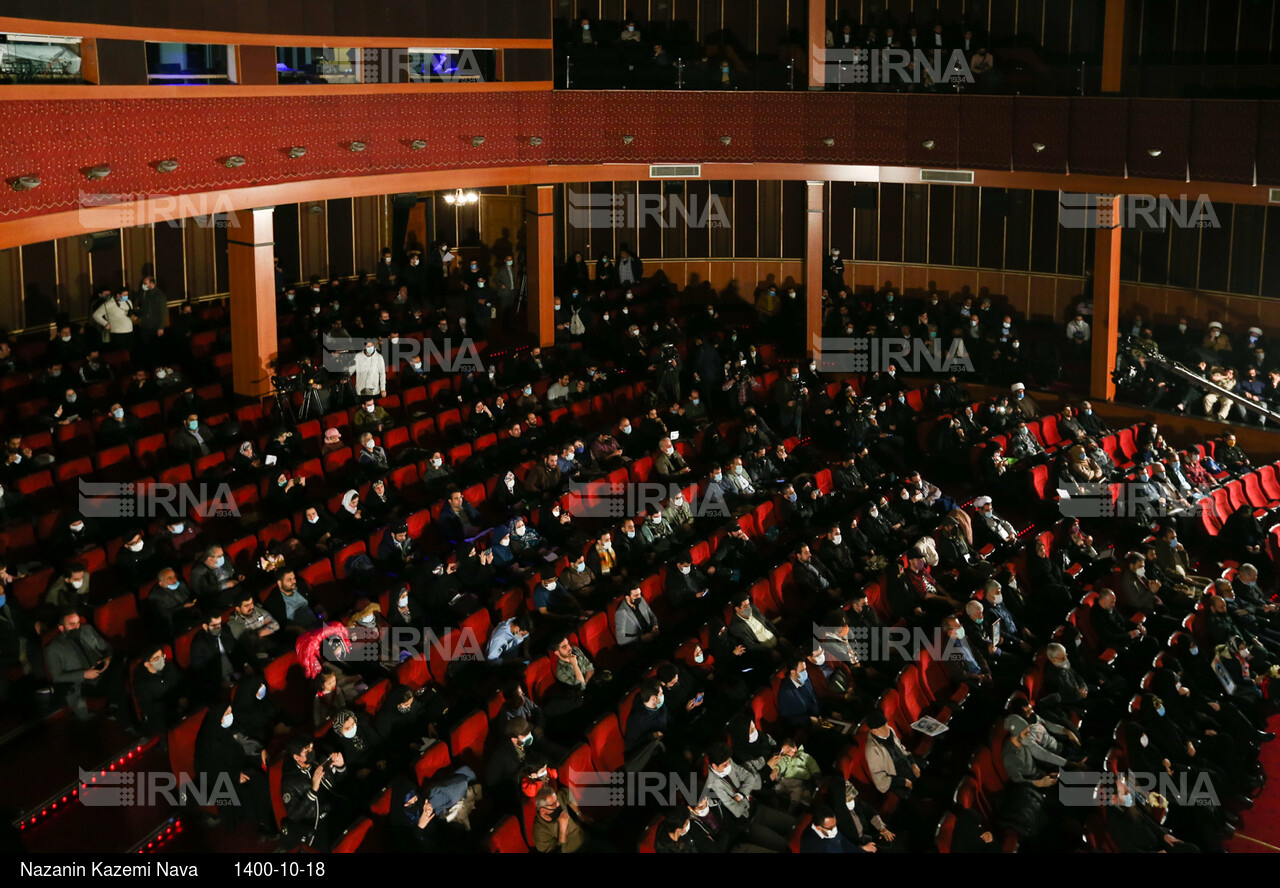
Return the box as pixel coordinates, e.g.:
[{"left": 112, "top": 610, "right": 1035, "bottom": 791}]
[
  {"left": 0, "top": 594, "right": 6, "bottom": 608},
  {"left": 214, "top": 555, "right": 226, "bottom": 569},
  {"left": 187, "top": 420, "right": 199, "bottom": 431},
  {"left": 165, "top": 581, "right": 180, "bottom": 590},
  {"left": 1156, "top": 705, "right": 1166, "bottom": 716}
]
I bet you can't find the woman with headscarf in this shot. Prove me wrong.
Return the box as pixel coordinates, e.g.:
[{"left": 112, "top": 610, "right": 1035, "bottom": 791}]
[
  {"left": 231, "top": 674, "right": 289, "bottom": 746},
  {"left": 1221, "top": 505, "right": 1267, "bottom": 562},
  {"left": 454, "top": 542, "right": 495, "bottom": 595},
  {"left": 267, "top": 469, "right": 308, "bottom": 516},
  {"left": 363, "top": 476, "right": 404, "bottom": 526},
  {"left": 312, "top": 664, "right": 366, "bottom": 729},
  {"left": 410, "top": 556, "right": 473, "bottom": 626},
  {"left": 231, "top": 439, "right": 265, "bottom": 481},
  {"left": 336, "top": 489, "right": 368, "bottom": 537},
  {"left": 194, "top": 702, "right": 279, "bottom": 840}
]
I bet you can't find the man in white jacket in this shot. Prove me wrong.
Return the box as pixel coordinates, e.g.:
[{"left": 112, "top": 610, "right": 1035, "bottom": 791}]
[
  {"left": 91, "top": 288, "right": 136, "bottom": 351},
  {"left": 351, "top": 338, "right": 386, "bottom": 399}
]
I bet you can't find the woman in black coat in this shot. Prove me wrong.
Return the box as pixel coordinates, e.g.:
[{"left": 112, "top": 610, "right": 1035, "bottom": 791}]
[
  {"left": 194, "top": 703, "right": 278, "bottom": 839},
  {"left": 231, "top": 674, "right": 289, "bottom": 746}
]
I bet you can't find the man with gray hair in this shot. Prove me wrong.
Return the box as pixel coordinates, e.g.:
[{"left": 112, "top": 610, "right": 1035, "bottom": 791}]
[
  {"left": 188, "top": 544, "right": 243, "bottom": 609},
  {"left": 1042, "top": 642, "right": 1090, "bottom": 716},
  {"left": 1233, "top": 563, "right": 1280, "bottom": 621}
]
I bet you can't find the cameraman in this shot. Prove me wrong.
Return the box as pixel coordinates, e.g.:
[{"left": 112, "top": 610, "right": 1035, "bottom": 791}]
[
  {"left": 295, "top": 355, "right": 333, "bottom": 417},
  {"left": 652, "top": 343, "right": 682, "bottom": 404},
  {"left": 772, "top": 365, "right": 808, "bottom": 438}
]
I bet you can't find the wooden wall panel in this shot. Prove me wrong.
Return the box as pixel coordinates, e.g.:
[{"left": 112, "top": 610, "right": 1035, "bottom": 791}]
[
  {"left": 351, "top": 195, "right": 383, "bottom": 276},
  {"left": 183, "top": 218, "right": 218, "bottom": 299},
  {"left": 0, "top": 248, "right": 21, "bottom": 331},
  {"left": 298, "top": 202, "right": 328, "bottom": 282},
  {"left": 326, "top": 197, "right": 355, "bottom": 279},
  {"left": 153, "top": 221, "right": 186, "bottom": 301},
  {"left": 58, "top": 235, "right": 94, "bottom": 321},
  {"left": 272, "top": 203, "right": 300, "bottom": 289},
  {"left": 22, "top": 240, "right": 57, "bottom": 328},
  {"left": 122, "top": 225, "right": 155, "bottom": 288},
  {"left": 87, "top": 236, "right": 123, "bottom": 301}
]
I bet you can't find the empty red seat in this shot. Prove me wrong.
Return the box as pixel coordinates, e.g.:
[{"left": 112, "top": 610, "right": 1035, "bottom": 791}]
[
  {"left": 333, "top": 817, "right": 376, "bottom": 853},
  {"left": 93, "top": 594, "right": 141, "bottom": 653},
  {"left": 448, "top": 709, "right": 489, "bottom": 772},
  {"left": 414, "top": 742, "right": 452, "bottom": 785},
  {"left": 484, "top": 816, "right": 530, "bottom": 853}
]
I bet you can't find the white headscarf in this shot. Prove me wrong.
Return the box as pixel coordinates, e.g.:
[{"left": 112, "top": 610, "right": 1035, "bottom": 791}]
[{"left": 342, "top": 490, "right": 360, "bottom": 514}]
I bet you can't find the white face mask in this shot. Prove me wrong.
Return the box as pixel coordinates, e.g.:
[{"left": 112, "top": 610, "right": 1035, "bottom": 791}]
[
  {"left": 398, "top": 594, "right": 409, "bottom": 607},
  {"left": 170, "top": 523, "right": 184, "bottom": 535},
  {"left": 710, "top": 764, "right": 731, "bottom": 778},
  {"left": 126, "top": 540, "right": 144, "bottom": 553},
  {"left": 221, "top": 712, "right": 234, "bottom": 728},
  {"left": 680, "top": 565, "right": 691, "bottom": 575},
  {"left": 431, "top": 458, "right": 442, "bottom": 468},
  {"left": 832, "top": 534, "right": 842, "bottom": 545},
  {"left": 812, "top": 651, "right": 826, "bottom": 666},
  {"left": 342, "top": 724, "right": 357, "bottom": 739}
]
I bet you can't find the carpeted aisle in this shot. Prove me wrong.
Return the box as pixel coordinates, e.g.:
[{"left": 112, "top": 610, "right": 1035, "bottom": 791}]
[{"left": 1225, "top": 716, "right": 1280, "bottom": 853}]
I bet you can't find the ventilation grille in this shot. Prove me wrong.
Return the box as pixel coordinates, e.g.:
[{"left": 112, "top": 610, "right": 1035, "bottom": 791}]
[
  {"left": 1270, "top": 187, "right": 1280, "bottom": 203},
  {"left": 650, "top": 164, "right": 701, "bottom": 179},
  {"left": 919, "top": 169, "right": 975, "bottom": 184}
]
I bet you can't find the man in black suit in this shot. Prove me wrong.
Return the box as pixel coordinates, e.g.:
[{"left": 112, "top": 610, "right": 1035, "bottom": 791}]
[{"left": 188, "top": 608, "right": 250, "bottom": 704}]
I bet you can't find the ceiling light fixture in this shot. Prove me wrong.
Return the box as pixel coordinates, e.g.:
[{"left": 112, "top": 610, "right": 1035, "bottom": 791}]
[
  {"left": 156, "top": 159, "right": 179, "bottom": 173},
  {"left": 289, "top": 146, "right": 307, "bottom": 158},
  {"left": 410, "top": 140, "right": 427, "bottom": 150},
  {"left": 720, "top": 135, "right": 732, "bottom": 145},
  {"left": 225, "top": 156, "right": 246, "bottom": 168},
  {"left": 349, "top": 141, "right": 367, "bottom": 152},
  {"left": 822, "top": 137, "right": 835, "bottom": 147},
  {"left": 921, "top": 140, "right": 935, "bottom": 150},
  {"left": 10, "top": 175, "right": 40, "bottom": 191},
  {"left": 1031, "top": 142, "right": 1046, "bottom": 153},
  {"left": 85, "top": 165, "right": 111, "bottom": 181},
  {"left": 471, "top": 136, "right": 486, "bottom": 147},
  {"left": 529, "top": 136, "right": 543, "bottom": 147},
  {"left": 444, "top": 189, "right": 479, "bottom": 206},
  {"left": 1147, "top": 148, "right": 1163, "bottom": 157},
  {"left": 622, "top": 134, "right": 635, "bottom": 145}
]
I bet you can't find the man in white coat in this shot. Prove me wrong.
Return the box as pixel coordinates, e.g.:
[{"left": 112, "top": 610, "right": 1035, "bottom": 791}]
[
  {"left": 351, "top": 338, "right": 387, "bottom": 400},
  {"left": 91, "top": 288, "right": 136, "bottom": 351}
]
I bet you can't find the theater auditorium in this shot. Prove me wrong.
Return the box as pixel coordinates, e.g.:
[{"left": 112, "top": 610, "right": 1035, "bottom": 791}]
[{"left": 3, "top": 0, "right": 1280, "bottom": 858}]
